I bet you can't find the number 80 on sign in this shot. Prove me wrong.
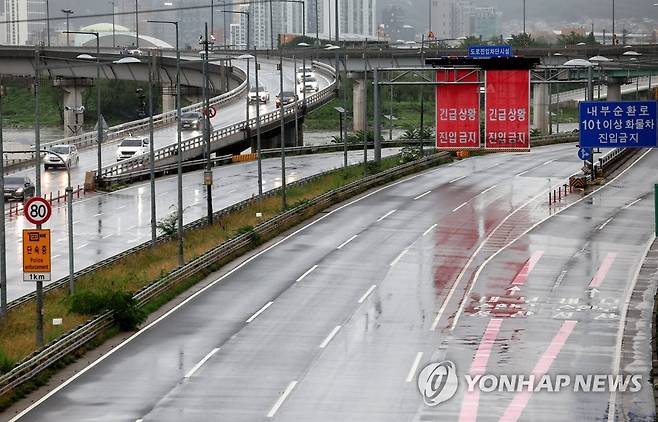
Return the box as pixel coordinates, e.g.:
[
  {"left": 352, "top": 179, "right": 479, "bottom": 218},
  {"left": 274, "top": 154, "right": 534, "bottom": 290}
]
[{"left": 23, "top": 197, "right": 52, "bottom": 225}]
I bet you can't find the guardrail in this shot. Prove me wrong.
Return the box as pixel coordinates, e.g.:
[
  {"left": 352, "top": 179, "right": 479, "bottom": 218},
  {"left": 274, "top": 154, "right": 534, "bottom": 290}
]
[
  {"left": 595, "top": 147, "right": 640, "bottom": 178},
  {"left": 7, "top": 67, "right": 248, "bottom": 170},
  {"left": 94, "top": 61, "right": 337, "bottom": 183},
  {"left": 0, "top": 150, "right": 446, "bottom": 401}
]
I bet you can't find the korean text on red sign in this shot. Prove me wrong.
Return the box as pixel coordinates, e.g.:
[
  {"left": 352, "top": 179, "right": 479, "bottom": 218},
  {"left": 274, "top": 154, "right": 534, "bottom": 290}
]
[
  {"left": 578, "top": 101, "right": 657, "bottom": 148},
  {"left": 435, "top": 69, "right": 480, "bottom": 150},
  {"left": 485, "top": 70, "right": 530, "bottom": 150}
]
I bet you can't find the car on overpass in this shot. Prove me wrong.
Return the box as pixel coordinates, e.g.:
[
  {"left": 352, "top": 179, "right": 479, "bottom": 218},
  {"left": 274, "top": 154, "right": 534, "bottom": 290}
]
[
  {"left": 276, "top": 91, "right": 298, "bottom": 108},
  {"left": 4, "top": 176, "right": 35, "bottom": 202},
  {"left": 44, "top": 144, "right": 79, "bottom": 170},
  {"left": 248, "top": 86, "right": 270, "bottom": 104},
  {"left": 296, "top": 66, "right": 315, "bottom": 83},
  {"left": 302, "top": 77, "right": 319, "bottom": 92},
  {"left": 116, "top": 136, "right": 149, "bottom": 161},
  {"left": 180, "top": 111, "right": 203, "bottom": 131}
]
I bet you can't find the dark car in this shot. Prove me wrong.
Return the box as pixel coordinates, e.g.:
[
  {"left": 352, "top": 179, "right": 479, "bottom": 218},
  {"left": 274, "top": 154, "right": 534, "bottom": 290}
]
[
  {"left": 180, "top": 111, "right": 203, "bottom": 130},
  {"left": 4, "top": 176, "right": 35, "bottom": 202},
  {"left": 276, "top": 91, "right": 298, "bottom": 108}
]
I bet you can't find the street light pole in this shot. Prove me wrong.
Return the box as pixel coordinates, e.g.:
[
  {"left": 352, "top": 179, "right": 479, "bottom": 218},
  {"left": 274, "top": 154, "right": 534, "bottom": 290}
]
[
  {"left": 61, "top": 9, "right": 74, "bottom": 46},
  {"left": 109, "top": 1, "right": 116, "bottom": 48},
  {"left": 65, "top": 31, "right": 102, "bottom": 177},
  {"left": 148, "top": 53, "right": 156, "bottom": 245},
  {"left": 135, "top": 0, "right": 139, "bottom": 48},
  {"left": 279, "top": 54, "right": 287, "bottom": 210},
  {"left": 150, "top": 20, "right": 183, "bottom": 266},
  {"left": 523, "top": 0, "right": 526, "bottom": 35},
  {"left": 255, "top": 51, "right": 263, "bottom": 197},
  {"left": 0, "top": 84, "right": 5, "bottom": 316},
  {"left": 34, "top": 47, "right": 44, "bottom": 347},
  {"left": 201, "top": 22, "right": 214, "bottom": 225},
  {"left": 612, "top": 0, "right": 615, "bottom": 45},
  {"left": 46, "top": 0, "right": 50, "bottom": 47}
]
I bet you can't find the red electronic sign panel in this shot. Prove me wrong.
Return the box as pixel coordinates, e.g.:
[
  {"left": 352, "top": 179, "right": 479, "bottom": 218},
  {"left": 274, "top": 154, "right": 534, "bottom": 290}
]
[
  {"left": 485, "top": 70, "right": 530, "bottom": 150},
  {"left": 435, "top": 69, "right": 480, "bottom": 150}
]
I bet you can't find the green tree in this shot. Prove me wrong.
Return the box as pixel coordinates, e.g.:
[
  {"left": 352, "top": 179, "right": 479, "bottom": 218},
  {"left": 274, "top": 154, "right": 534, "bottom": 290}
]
[
  {"left": 459, "top": 36, "right": 483, "bottom": 48},
  {"left": 557, "top": 31, "right": 596, "bottom": 46}
]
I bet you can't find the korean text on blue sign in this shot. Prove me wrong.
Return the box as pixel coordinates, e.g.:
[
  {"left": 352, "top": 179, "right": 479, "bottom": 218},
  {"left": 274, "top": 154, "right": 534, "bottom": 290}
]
[
  {"left": 468, "top": 45, "right": 513, "bottom": 58},
  {"left": 579, "top": 101, "right": 657, "bottom": 148}
]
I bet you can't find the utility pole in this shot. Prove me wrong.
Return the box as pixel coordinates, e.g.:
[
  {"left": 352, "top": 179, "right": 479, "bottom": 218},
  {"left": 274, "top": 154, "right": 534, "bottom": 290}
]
[
  {"left": 201, "top": 23, "right": 214, "bottom": 224},
  {"left": 279, "top": 54, "right": 287, "bottom": 210},
  {"left": 34, "top": 48, "right": 44, "bottom": 347}
]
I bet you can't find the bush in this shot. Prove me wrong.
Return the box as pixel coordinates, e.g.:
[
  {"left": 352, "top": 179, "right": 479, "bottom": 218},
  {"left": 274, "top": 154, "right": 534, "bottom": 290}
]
[
  {"left": 68, "top": 290, "right": 146, "bottom": 331},
  {"left": 400, "top": 145, "right": 423, "bottom": 163},
  {"left": 401, "top": 126, "right": 434, "bottom": 141},
  {"left": 156, "top": 211, "right": 178, "bottom": 237},
  {"left": 0, "top": 351, "right": 15, "bottom": 374}
]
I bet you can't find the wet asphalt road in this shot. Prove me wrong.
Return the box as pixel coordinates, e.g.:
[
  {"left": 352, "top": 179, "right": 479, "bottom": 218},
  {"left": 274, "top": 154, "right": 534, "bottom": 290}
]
[
  {"left": 4, "top": 148, "right": 399, "bottom": 302},
  {"left": 5, "top": 57, "right": 329, "bottom": 197},
  {"left": 10, "top": 144, "right": 651, "bottom": 422}
]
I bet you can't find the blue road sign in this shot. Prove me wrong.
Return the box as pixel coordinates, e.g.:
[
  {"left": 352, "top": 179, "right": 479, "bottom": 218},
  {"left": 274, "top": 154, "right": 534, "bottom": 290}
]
[
  {"left": 579, "top": 101, "right": 657, "bottom": 148},
  {"left": 468, "top": 45, "right": 513, "bottom": 58},
  {"left": 578, "top": 148, "right": 592, "bottom": 161}
]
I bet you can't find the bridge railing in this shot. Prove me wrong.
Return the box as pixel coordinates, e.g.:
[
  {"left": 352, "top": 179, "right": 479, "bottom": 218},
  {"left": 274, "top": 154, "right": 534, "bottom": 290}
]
[
  {"left": 21, "top": 67, "right": 248, "bottom": 160},
  {"left": 95, "top": 61, "right": 337, "bottom": 182}
]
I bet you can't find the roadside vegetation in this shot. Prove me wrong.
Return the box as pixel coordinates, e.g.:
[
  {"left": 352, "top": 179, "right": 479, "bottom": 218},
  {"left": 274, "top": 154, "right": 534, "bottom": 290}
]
[{"left": 0, "top": 152, "right": 430, "bottom": 387}]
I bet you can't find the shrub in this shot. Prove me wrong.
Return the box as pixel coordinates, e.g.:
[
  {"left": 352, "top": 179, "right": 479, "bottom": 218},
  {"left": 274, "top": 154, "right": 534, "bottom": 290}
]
[{"left": 69, "top": 290, "right": 146, "bottom": 331}]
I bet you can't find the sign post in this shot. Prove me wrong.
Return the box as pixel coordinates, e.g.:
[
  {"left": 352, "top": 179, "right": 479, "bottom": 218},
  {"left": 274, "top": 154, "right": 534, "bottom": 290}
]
[{"left": 655, "top": 184, "right": 658, "bottom": 237}]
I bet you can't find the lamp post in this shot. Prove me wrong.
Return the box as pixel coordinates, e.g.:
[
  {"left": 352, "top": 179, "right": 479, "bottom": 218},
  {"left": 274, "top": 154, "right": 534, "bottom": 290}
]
[
  {"left": 221, "top": 10, "right": 250, "bottom": 51},
  {"left": 113, "top": 56, "right": 157, "bottom": 245},
  {"left": 278, "top": 54, "right": 287, "bottom": 210},
  {"left": 612, "top": 0, "right": 616, "bottom": 45},
  {"left": 523, "top": 0, "right": 526, "bottom": 35},
  {"left": 45, "top": 0, "right": 50, "bottom": 46},
  {"left": 334, "top": 106, "right": 346, "bottom": 167},
  {"left": 0, "top": 84, "right": 5, "bottom": 316},
  {"left": 61, "top": 9, "right": 74, "bottom": 46},
  {"left": 134, "top": 0, "right": 139, "bottom": 47},
  {"left": 200, "top": 22, "right": 214, "bottom": 225},
  {"left": 149, "top": 20, "right": 183, "bottom": 266},
  {"left": 109, "top": 1, "right": 116, "bottom": 48},
  {"left": 34, "top": 48, "right": 44, "bottom": 346},
  {"left": 65, "top": 31, "right": 102, "bottom": 177}
]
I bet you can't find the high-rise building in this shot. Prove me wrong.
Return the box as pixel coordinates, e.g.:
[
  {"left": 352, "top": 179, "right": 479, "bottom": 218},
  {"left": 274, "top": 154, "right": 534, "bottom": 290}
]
[
  {"left": 3, "top": 0, "right": 46, "bottom": 45},
  {"left": 470, "top": 6, "right": 499, "bottom": 40},
  {"left": 430, "top": 0, "right": 499, "bottom": 40},
  {"left": 429, "top": 0, "right": 453, "bottom": 39}
]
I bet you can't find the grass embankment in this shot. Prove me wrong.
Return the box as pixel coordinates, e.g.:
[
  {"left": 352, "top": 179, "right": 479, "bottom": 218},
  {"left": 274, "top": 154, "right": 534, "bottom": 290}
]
[
  {"left": 0, "top": 79, "right": 156, "bottom": 128},
  {"left": 0, "top": 155, "right": 410, "bottom": 378}
]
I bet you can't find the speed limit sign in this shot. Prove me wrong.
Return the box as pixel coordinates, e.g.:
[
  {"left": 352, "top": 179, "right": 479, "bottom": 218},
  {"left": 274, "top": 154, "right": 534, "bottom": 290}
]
[
  {"left": 204, "top": 106, "right": 217, "bottom": 118},
  {"left": 23, "top": 197, "right": 52, "bottom": 225}
]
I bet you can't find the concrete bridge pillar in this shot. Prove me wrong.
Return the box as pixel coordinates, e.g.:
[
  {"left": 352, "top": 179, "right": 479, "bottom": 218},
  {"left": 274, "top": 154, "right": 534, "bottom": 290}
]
[
  {"left": 162, "top": 84, "right": 176, "bottom": 112},
  {"left": 532, "top": 83, "right": 550, "bottom": 135},
  {"left": 53, "top": 77, "right": 94, "bottom": 137},
  {"left": 351, "top": 76, "right": 367, "bottom": 133},
  {"left": 606, "top": 77, "right": 624, "bottom": 101}
]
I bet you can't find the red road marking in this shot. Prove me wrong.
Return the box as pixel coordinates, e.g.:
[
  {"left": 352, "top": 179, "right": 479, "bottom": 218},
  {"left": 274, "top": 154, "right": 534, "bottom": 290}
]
[
  {"left": 511, "top": 251, "right": 544, "bottom": 286},
  {"left": 588, "top": 253, "right": 617, "bottom": 289},
  {"left": 458, "top": 318, "right": 503, "bottom": 422},
  {"left": 498, "top": 320, "right": 577, "bottom": 422}
]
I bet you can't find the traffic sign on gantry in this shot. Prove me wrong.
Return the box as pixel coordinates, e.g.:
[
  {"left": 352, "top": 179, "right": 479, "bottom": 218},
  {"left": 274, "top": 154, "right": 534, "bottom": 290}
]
[{"left": 579, "top": 101, "right": 657, "bottom": 148}]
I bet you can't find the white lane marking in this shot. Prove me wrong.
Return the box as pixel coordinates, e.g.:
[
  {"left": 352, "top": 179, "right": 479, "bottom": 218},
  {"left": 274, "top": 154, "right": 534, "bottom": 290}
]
[
  {"left": 542, "top": 159, "right": 555, "bottom": 165},
  {"left": 607, "top": 234, "right": 656, "bottom": 422},
  {"left": 390, "top": 248, "right": 409, "bottom": 267},
  {"left": 102, "top": 234, "right": 113, "bottom": 239},
  {"left": 450, "top": 149, "right": 653, "bottom": 332},
  {"left": 319, "top": 325, "right": 342, "bottom": 348},
  {"left": 405, "top": 352, "right": 424, "bottom": 383},
  {"left": 377, "top": 209, "right": 397, "bottom": 222},
  {"left": 296, "top": 265, "right": 318, "bottom": 282},
  {"left": 478, "top": 185, "right": 497, "bottom": 196},
  {"left": 449, "top": 175, "right": 466, "bottom": 184},
  {"left": 227, "top": 189, "right": 237, "bottom": 194},
  {"left": 598, "top": 217, "right": 614, "bottom": 231},
  {"left": 516, "top": 170, "right": 529, "bottom": 177},
  {"left": 266, "top": 381, "right": 298, "bottom": 418},
  {"left": 184, "top": 348, "right": 220, "bottom": 378},
  {"left": 414, "top": 191, "right": 432, "bottom": 200},
  {"left": 75, "top": 243, "right": 89, "bottom": 250},
  {"left": 117, "top": 205, "right": 126, "bottom": 210},
  {"left": 336, "top": 235, "right": 358, "bottom": 250},
  {"left": 72, "top": 220, "right": 80, "bottom": 225},
  {"left": 422, "top": 223, "right": 438, "bottom": 237},
  {"left": 93, "top": 213, "right": 103, "bottom": 217},
  {"left": 452, "top": 202, "right": 468, "bottom": 212},
  {"left": 51, "top": 254, "right": 61, "bottom": 260},
  {"left": 6, "top": 170, "right": 428, "bottom": 421},
  {"left": 623, "top": 198, "right": 642, "bottom": 209},
  {"left": 246, "top": 301, "right": 273, "bottom": 323},
  {"left": 357, "top": 285, "right": 377, "bottom": 304}
]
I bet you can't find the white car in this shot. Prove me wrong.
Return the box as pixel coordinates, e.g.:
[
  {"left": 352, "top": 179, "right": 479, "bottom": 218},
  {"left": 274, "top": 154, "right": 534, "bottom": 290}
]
[
  {"left": 296, "top": 67, "right": 315, "bottom": 83},
  {"left": 303, "top": 77, "right": 319, "bottom": 92},
  {"left": 248, "top": 86, "right": 270, "bottom": 103},
  {"left": 116, "top": 136, "right": 149, "bottom": 161},
  {"left": 44, "top": 144, "right": 79, "bottom": 170}
]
